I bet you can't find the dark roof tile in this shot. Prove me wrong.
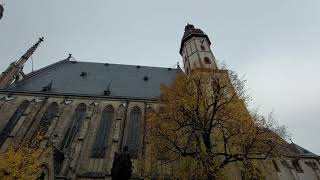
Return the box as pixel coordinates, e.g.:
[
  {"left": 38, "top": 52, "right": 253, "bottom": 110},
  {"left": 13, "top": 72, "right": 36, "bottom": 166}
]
[{"left": 8, "top": 60, "right": 178, "bottom": 99}]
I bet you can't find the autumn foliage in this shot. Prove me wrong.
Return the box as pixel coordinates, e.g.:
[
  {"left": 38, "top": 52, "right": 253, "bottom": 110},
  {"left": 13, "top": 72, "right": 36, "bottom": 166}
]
[
  {"left": 0, "top": 145, "right": 43, "bottom": 180},
  {"left": 0, "top": 131, "right": 46, "bottom": 180},
  {"left": 147, "top": 69, "right": 287, "bottom": 179}
]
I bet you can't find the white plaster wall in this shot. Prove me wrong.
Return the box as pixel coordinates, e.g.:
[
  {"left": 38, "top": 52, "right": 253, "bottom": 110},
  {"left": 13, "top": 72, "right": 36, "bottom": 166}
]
[{"left": 181, "top": 36, "right": 218, "bottom": 73}]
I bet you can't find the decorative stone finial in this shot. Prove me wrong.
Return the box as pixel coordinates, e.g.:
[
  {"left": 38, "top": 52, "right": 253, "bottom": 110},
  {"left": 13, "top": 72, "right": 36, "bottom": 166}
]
[
  {"left": 42, "top": 81, "right": 53, "bottom": 92},
  {"left": 185, "top": 24, "right": 195, "bottom": 31},
  {"left": 39, "top": 37, "right": 44, "bottom": 42},
  {"left": 19, "top": 37, "right": 44, "bottom": 62},
  {"left": 104, "top": 81, "right": 111, "bottom": 96},
  {"left": 67, "top": 53, "right": 72, "bottom": 60}
]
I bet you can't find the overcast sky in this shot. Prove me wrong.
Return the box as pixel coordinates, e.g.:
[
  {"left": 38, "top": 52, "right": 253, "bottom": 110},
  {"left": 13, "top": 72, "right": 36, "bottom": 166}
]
[{"left": 0, "top": 0, "right": 319, "bottom": 154}]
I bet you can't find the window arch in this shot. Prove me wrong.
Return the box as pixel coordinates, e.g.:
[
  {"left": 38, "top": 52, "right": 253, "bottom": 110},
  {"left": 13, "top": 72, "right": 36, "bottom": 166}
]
[
  {"left": 31, "top": 102, "right": 59, "bottom": 146},
  {"left": 127, "top": 106, "right": 142, "bottom": 158},
  {"left": 38, "top": 164, "right": 50, "bottom": 180},
  {"left": 204, "top": 57, "right": 211, "bottom": 64},
  {"left": 60, "top": 103, "right": 86, "bottom": 152},
  {"left": 0, "top": 100, "right": 30, "bottom": 147},
  {"left": 91, "top": 105, "right": 114, "bottom": 158}
]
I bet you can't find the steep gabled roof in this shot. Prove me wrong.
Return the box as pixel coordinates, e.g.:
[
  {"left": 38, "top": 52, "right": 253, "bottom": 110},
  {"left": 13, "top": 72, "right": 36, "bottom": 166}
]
[
  {"left": 7, "top": 60, "right": 179, "bottom": 99},
  {"left": 288, "top": 143, "right": 318, "bottom": 157}
]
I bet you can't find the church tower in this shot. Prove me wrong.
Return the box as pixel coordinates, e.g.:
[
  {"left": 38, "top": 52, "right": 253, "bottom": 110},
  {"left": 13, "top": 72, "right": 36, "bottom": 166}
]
[
  {"left": 0, "top": 37, "right": 44, "bottom": 88},
  {"left": 180, "top": 24, "right": 218, "bottom": 73}
]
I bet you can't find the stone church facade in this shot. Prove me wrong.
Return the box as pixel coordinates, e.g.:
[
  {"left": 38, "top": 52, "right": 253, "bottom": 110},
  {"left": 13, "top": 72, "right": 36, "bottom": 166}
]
[{"left": 0, "top": 25, "right": 319, "bottom": 180}]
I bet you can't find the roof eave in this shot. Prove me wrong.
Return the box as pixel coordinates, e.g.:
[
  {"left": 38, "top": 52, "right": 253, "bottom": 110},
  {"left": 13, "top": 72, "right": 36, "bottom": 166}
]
[{"left": 0, "top": 89, "right": 161, "bottom": 102}]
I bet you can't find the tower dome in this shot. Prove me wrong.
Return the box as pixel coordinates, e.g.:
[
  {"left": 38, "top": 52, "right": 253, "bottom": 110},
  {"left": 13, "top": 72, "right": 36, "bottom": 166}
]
[
  {"left": 180, "top": 24, "right": 211, "bottom": 55},
  {"left": 185, "top": 24, "right": 195, "bottom": 31}
]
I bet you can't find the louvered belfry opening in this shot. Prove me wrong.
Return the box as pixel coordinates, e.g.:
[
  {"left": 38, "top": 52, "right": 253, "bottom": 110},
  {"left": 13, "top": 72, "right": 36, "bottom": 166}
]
[
  {"left": 0, "top": 100, "right": 30, "bottom": 147},
  {"left": 60, "top": 103, "right": 87, "bottom": 152},
  {"left": 30, "top": 102, "right": 59, "bottom": 146},
  {"left": 126, "top": 106, "right": 142, "bottom": 159},
  {"left": 91, "top": 105, "right": 114, "bottom": 158}
]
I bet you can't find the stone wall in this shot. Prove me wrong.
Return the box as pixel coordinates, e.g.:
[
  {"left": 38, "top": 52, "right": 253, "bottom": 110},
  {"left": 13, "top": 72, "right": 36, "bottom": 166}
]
[
  {"left": 0, "top": 93, "right": 319, "bottom": 180},
  {"left": 0, "top": 93, "right": 156, "bottom": 179}
]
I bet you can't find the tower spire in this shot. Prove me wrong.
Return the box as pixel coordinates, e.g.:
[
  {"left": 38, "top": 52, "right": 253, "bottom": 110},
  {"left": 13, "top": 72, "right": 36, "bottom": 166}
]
[
  {"left": 0, "top": 37, "right": 44, "bottom": 89},
  {"left": 16, "top": 37, "right": 44, "bottom": 67}
]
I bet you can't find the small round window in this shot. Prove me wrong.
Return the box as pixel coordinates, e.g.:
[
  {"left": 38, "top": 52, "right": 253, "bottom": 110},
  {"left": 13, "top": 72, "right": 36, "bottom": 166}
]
[
  {"left": 204, "top": 57, "right": 211, "bottom": 64},
  {"left": 200, "top": 45, "right": 206, "bottom": 51}
]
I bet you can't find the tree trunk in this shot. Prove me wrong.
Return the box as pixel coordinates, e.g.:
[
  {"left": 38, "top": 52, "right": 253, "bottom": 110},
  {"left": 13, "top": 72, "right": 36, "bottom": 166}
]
[
  {"left": 207, "top": 174, "right": 216, "bottom": 180},
  {"left": 202, "top": 132, "right": 211, "bottom": 151}
]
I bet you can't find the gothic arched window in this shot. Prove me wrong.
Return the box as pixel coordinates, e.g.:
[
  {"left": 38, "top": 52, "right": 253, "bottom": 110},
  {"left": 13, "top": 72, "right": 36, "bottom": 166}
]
[
  {"left": 204, "top": 57, "right": 211, "bottom": 64},
  {"left": 127, "top": 106, "right": 142, "bottom": 158},
  {"left": 38, "top": 164, "right": 50, "bottom": 180},
  {"left": 31, "top": 102, "right": 59, "bottom": 145},
  {"left": 60, "top": 103, "right": 86, "bottom": 152},
  {"left": 91, "top": 105, "right": 114, "bottom": 158},
  {"left": 0, "top": 100, "right": 30, "bottom": 147}
]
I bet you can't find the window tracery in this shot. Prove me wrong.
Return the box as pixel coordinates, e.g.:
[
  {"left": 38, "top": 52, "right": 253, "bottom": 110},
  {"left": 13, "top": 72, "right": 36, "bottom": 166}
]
[
  {"left": 0, "top": 100, "right": 29, "bottom": 146},
  {"left": 126, "top": 106, "right": 142, "bottom": 158},
  {"left": 60, "top": 103, "right": 86, "bottom": 152},
  {"left": 91, "top": 105, "right": 114, "bottom": 158},
  {"left": 31, "top": 102, "right": 59, "bottom": 144}
]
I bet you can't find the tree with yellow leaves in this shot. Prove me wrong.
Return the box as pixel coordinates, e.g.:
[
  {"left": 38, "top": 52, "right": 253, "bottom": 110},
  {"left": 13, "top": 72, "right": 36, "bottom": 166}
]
[
  {"left": 0, "top": 131, "right": 47, "bottom": 179},
  {"left": 0, "top": 145, "right": 43, "bottom": 180},
  {"left": 147, "top": 69, "right": 288, "bottom": 180}
]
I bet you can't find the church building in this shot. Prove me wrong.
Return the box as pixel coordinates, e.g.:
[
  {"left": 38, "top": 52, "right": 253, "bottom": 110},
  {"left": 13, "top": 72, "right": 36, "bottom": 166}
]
[{"left": 0, "top": 24, "right": 319, "bottom": 180}]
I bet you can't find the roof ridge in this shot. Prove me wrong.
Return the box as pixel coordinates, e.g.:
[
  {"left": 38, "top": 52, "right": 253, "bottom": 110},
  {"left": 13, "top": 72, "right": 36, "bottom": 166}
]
[
  {"left": 25, "top": 59, "right": 68, "bottom": 77},
  {"left": 6, "top": 59, "right": 179, "bottom": 98},
  {"left": 289, "top": 143, "right": 317, "bottom": 156},
  {"left": 8, "top": 59, "right": 68, "bottom": 89},
  {"left": 71, "top": 60, "right": 179, "bottom": 70}
]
